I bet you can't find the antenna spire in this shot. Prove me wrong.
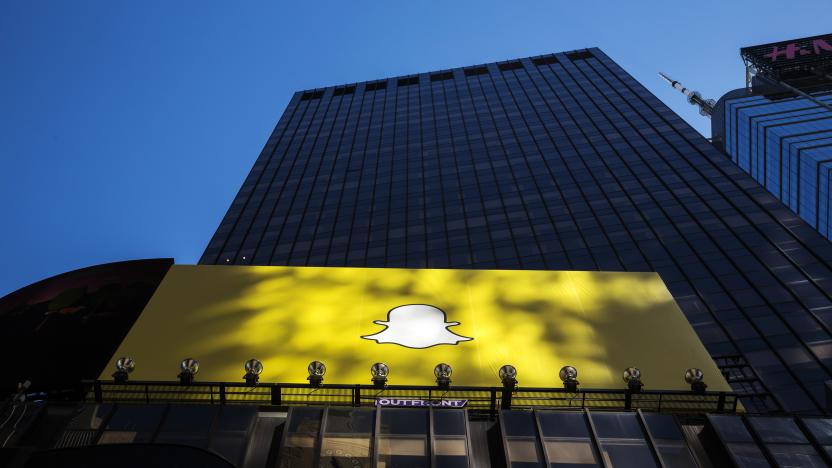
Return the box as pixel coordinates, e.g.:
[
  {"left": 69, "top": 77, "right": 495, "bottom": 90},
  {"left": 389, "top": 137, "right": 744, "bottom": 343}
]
[{"left": 659, "top": 73, "right": 715, "bottom": 117}]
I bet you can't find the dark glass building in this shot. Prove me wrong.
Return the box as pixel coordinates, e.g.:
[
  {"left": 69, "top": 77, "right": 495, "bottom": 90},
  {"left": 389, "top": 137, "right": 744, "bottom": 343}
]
[{"left": 201, "top": 48, "right": 832, "bottom": 414}]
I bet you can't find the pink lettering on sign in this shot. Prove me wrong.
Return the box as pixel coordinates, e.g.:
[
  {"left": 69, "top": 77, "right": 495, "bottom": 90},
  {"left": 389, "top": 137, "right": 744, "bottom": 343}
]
[
  {"left": 814, "top": 39, "right": 832, "bottom": 55},
  {"left": 765, "top": 38, "right": 832, "bottom": 62}
]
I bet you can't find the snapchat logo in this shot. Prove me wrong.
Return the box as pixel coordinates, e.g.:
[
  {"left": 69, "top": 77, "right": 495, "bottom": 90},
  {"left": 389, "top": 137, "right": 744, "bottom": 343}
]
[{"left": 361, "top": 304, "right": 473, "bottom": 349}]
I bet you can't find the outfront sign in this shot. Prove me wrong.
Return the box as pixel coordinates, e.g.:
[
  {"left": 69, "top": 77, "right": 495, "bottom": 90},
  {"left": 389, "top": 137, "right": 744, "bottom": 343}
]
[
  {"left": 375, "top": 399, "right": 467, "bottom": 408},
  {"left": 102, "top": 265, "right": 732, "bottom": 391}
]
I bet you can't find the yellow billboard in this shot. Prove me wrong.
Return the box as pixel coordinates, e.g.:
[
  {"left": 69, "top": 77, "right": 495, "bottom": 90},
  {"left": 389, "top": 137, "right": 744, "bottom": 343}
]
[{"left": 102, "top": 265, "right": 731, "bottom": 391}]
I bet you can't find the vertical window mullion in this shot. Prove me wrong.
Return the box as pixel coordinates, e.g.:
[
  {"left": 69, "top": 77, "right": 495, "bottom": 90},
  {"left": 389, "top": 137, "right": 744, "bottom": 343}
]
[
  {"left": 429, "top": 408, "right": 435, "bottom": 468},
  {"left": 373, "top": 407, "right": 381, "bottom": 468},
  {"left": 311, "top": 408, "right": 328, "bottom": 468},
  {"left": 742, "top": 415, "right": 786, "bottom": 467},
  {"left": 636, "top": 409, "right": 667, "bottom": 468},
  {"left": 532, "top": 409, "right": 552, "bottom": 467},
  {"left": 583, "top": 409, "right": 610, "bottom": 468}
]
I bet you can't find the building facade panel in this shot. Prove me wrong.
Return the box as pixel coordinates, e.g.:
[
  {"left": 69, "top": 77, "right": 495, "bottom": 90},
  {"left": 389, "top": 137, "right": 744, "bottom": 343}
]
[
  {"left": 15, "top": 401, "right": 832, "bottom": 468},
  {"left": 201, "top": 49, "right": 832, "bottom": 414},
  {"left": 721, "top": 92, "right": 832, "bottom": 239}
]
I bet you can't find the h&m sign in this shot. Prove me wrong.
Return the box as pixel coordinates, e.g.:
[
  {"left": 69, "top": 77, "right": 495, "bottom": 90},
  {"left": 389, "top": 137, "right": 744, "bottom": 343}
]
[{"left": 764, "top": 37, "right": 832, "bottom": 62}]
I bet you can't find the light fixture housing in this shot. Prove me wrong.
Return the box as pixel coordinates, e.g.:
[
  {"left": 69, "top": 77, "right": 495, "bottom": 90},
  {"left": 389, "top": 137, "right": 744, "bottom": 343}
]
[
  {"left": 308, "top": 361, "right": 326, "bottom": 387},
  {"left": 178, "top": 358, "right": 199, "bottom": 385},
  {"left": 499, "top": 365, "right": 518, "bottom": 389},
  {"left": 559, "top": 365, "right": 579, "bottom": 392},
  {"left": 435, "top": 363, "right": 452, "bottom": 388},
  {"left": 623, "top": 367, "right": 642, "bottom": 393},
  {"left": 371, "top": 362, "right": 389, "bottom": 388},
  {"left": 112, "top": 357, "right": 135, "bottom": 383},
  {"left": 244, "top": 358, "right": 263, "bottom": 385},
  {"left": 684, "top": 368, "right": 707, "bottom": 393}
]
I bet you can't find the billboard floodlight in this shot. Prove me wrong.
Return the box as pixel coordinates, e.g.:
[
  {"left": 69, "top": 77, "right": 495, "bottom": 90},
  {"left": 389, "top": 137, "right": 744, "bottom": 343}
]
[
  {"left": 244, "top": 358, "right": 263, "bottom": 385},
  {"left": 685, "top": 368, "right": 707, "bottom": 393},
  {"left": 371, "top": 362, "right": 389, "bottom": 388},
  {"left": 178, "top": 358, "right": 199, "bottom": 385},
  {"left": 559, "top": 365, "right": 579, "bottom": 392},
  {"left": 435, "top": 363, "right": 452, "bottom": 389},
  {"left": 307, "top": 361, "right": 326, "bottom": 387},
  {"left": 623, "top": 367, "right": 643, "bottom": 393},
  {"left": 113, "top": 357, "right": 135, "bottom": 383},
  {"left": 499, "top": 365, "right": 517, "bottom": 389}
]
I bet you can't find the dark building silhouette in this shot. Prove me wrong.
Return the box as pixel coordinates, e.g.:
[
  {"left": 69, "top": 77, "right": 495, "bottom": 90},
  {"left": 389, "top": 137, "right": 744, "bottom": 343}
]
[
  {"left": 0, "top": 258, "right": 173, "bottom": 395},
  {"left": 201, "top": 48, "right": 832, "bottom": 414}
]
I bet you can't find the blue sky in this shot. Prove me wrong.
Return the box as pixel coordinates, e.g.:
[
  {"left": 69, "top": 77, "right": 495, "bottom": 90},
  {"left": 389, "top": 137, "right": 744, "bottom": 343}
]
[{"left": 0, "top": 1, "right": 828, "bottom": 296}]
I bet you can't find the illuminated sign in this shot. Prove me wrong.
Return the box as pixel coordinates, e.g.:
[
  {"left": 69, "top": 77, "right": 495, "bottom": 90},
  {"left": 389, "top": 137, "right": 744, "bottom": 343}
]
[
  {"left": 102, "top": 265, "right": 732, "bottom": 391},
  {"left": 375, "top": 399, "right": 467, "bottom": 408},
  {"left": 763, "top": 37, "right": 832, "bottom": 62},
  {"left": 741, "top": 33, "right": 832, "bottom": 78}
]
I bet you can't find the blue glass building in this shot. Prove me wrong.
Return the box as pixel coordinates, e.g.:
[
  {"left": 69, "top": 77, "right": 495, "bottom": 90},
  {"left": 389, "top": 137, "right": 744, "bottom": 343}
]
[
  {"left": 201, "top": 48, "right": 832, "bottom": 414},
  {"left": 714, "top": 89, "right": 832, "bottom": 239}
]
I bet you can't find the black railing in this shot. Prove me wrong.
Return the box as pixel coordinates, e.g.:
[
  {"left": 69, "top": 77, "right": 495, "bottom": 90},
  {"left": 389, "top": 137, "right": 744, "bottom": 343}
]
[{"left": 81, "top": 380, "right": 738, "bottom": 415}]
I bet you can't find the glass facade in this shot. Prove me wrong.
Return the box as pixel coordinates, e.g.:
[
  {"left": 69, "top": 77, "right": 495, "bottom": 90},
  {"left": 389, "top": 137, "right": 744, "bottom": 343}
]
[
  {"left": 200, "top": 49, "right": 832, "bottom": 414},
  {"left": 49, "top": 403, "right": 257, "bottom": 466},
  {"left": 24, "top": 402, "right": 832, "bottom": 468},
  {"left": 719, "top": 90, "right": 832, "bottom": 239}
]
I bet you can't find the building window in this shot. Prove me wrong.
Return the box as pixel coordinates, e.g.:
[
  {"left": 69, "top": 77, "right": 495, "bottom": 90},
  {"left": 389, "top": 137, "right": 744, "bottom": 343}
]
[
  {"left": 333, "top": 86, "right": 356, "bottom": 96},
  {"left": 365, "top": 81, "right": 387, "bottom": 91},
  {"left": 430, "top": 71, "right": 454, "bottom": 82},
  {"left": 532, "top": 56, "right": 558, "bottom": 66},
  {"left": 498, "top": 61, "right": 524, "bottom": 72},
  {"left": 397, "top": 76, "right": 419, "bottom": 87},
  {"left": 464, "top": 66, "right": 488, "bottom": 77},
  {"left": 566, "top": 50, "right": 594, "bottom": 61},
  {"left": 300, "top": 90, "right": 324, "bottom": 101}
]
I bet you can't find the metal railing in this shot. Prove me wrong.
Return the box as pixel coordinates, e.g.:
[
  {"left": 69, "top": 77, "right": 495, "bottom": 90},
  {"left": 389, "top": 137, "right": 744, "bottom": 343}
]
[{"left": 82, "top": 380, "right": 738, "bottom": 415}]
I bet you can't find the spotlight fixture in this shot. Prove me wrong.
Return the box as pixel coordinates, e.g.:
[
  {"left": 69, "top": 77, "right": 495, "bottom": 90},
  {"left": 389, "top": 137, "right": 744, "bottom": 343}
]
[
  {"left": 371, "top": 362, "right": 389, "bottom": 388},
  {"left": 112, "top": 357, "right": 135, "bottom": 383},
  {"left": 499, "top": 365, "right": 518, "bottom": 389},
  {"left": 623, "top": 367, "right": 643, "bottom": 393},
  {"left": 178, "top": 358, "right": 199, "bottom": 385},
  {"left": 308, "top": 361, "right": 326, "bottom": 387},
  {"left": 435, "top": 363, "right": 452, "bottom": 389},
  {"left": 243, "top": 358, "right": 263, "bottom": 385},
  {"left": 685, "top": 368, "right": 707, "bottom": 393},
  {"left": 559, "top": 365, "right": 579, "bottom": 392}
]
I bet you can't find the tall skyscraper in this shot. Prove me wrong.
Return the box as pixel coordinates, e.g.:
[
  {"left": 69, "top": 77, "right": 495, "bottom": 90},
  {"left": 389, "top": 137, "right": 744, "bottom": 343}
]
[
  {"left": 712, "top": 33, "right": 832, "bottom": 240},
  {"left": 201, "top": 48, "right": 832, "bottom": 414}
]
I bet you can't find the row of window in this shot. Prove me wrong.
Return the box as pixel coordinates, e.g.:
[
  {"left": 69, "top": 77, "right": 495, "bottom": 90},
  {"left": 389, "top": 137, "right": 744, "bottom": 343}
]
[
  {"left": 297, "top": 51, "right": 596, "bottom": 101},
  {"left": 23, "top": 399, "right": 832, "bottom": 468},
  {"left": 279, "top": 407, "right": 832, "bottom": 468}
]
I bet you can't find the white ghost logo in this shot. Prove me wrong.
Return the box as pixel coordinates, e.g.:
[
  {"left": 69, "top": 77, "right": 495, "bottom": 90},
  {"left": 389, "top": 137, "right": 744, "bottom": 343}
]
[{"left": 361, "top": 304, "right": 473, "bottom": 349}]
